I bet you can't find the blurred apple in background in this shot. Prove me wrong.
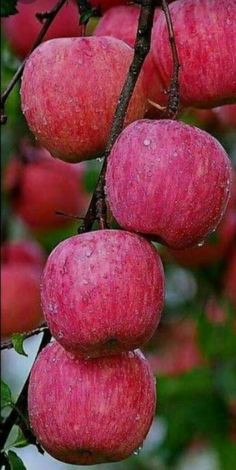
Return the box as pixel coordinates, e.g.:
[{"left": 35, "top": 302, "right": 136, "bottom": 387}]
[
  {"left": 1, "top": 239, "right": 45, "bottom": 337},
  {"left": 4, "top": 144, "right": 88, "bottom": 232},
  {"left": 2, "top": 0, "right": 82, "bottom": 58}
]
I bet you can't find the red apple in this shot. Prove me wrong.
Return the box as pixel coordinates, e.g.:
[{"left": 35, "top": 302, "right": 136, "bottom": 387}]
[
  {"left": 1, "top": 239, "right": 45, "bottom": 267},
  {"left": 4, "top": 145, "right": 87, "bottom": 231},
  {"left": 106, "top": 119, "right": 232, "bottom": 249},
  {"left": 152, "top": 0, "right": 236, "bottom": 108},
  {"left": 1, "top": 263, "right": 43, "bottom": 337},
  {"left": 28, "top": 341, "right": 156, "bottom": 464},
  {"left": 147, "top": 320, "right": 203, "bottom": 376},
  {"left": 41, "top": 230, "right": 165, "bottom": 356},
  {"left": 214, "top": 104, "right": 236, "bottom": 129},
  {"left": 3, "top": 0, "right": 82, "bottom": 59},
  {"left": 21, "top": 36, "right": 147, "bottom": 163}
]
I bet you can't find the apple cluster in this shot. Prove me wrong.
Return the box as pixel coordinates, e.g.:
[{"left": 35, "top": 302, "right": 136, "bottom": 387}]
[{"left": 7, "top": 0, "right": 235, "bottom": 466}]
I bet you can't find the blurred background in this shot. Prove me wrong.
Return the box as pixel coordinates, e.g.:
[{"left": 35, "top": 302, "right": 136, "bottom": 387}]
[{"left": 1, "top": 1, "right": 236, "bottom": 469}]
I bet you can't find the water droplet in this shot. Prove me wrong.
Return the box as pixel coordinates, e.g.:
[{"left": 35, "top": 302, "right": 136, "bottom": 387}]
[
  {"left": 58, "top": 332, "right": 64, "bottom": 339},
  {"left": 85, "top": 248, "right": 93, "bottom": 257},
  {"left": 143, "top": 138, "right": 151, "bottom": 147},
  {"left": 69, "top": 386, "right": 72, "bottom": 393},
  {"left": 197, "top": 240, "right": 205, "bottom": 247},
  {"left": 133, "top": 445, "right": 143, "bottom": 456}
]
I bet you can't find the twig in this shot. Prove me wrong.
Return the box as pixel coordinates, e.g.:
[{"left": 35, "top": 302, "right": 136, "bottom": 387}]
[
  {"left": 161, "top": 0, "right": 180, "bottom": 118},
  {"left": 1, "top": 325, "right": 49, "bottom": 351},
  {"left": 0, "top": 330, "right": 52, "bottom": 451},
  {"left": 1, "top": 0, "right": 67, "bottom": 124},
  {"left": 79, "top": 0, "right": 156, "bottom": 232}
]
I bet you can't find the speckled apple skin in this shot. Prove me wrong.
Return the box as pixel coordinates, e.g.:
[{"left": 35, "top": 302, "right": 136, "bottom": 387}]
[
  {"left": 106, "top": 120, "right": 232, "bottom": 249},
  {"left": 41, "top": 230, "right": 164, "bottom": 356},
  {"left": 152, "top": 0, "right": 236, "bottom": 108},
  {"left": 21, "top": 37, "right": 147, "bottom": 163},
  {"left": 3, "top": 0, "right": 82, "bottom": 59},
  {"left": 4, "top": 146, "right": 87, "bottom": 231},
  {"left": 1, "top": 264, "right": 43, "bottom": 337},
  {"left": 28, "top": 342, "right": 156, "bottom": 465}
]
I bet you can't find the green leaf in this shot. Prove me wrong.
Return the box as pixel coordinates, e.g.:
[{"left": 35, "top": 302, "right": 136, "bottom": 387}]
[
  {"left": 0, "top": 0, "right": 18, "bottom": 17},
  {"left": 11, "top": 334, "right": 28, "bottom": 357},
  {"left": 80, "top": 10, "right": 94, "bottom": 25},
  {"left": 7, "top": 451, "right": 26, "bottom": 470},
  {"left": 12, "top": 428, "right": 28, "bottom": 449},
  {"left": 1, "top": 380, "right": 13, "bottom": 409}
]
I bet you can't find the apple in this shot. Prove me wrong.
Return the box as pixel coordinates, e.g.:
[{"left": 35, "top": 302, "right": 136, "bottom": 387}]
[
  {"left": 21, "top": 36, "right": 147, "bottom": 163},
  {"left": 1, "top": 239, "right": 45, "bottom": 267},
  {"left": 152, "top": 0, "right": 236, "bottom": 108},
  {"left": 2, "top": 0, "right": 82, "bottom": 59},
  {"left": 147, "top": 320, "right": 202, "bottom": 376},
  {"left": 1, "top": 263, "right": 43, "bottom": 337},
  {"left": 214, "top": 104, "right": 236, "bottom": 129},
  {"left": 93, "top": 6, "right": 167, "bottom": 116},
  {"left": 205, "top": 297, "right": 227, "bottom": 325},
  {"left": 4, "top": 145, "right": 87, "bottom": 231},
  {"left": 41, "top": 229, "right": 165, "bottom": 357},
  {"left": 168, "top": 182, "right": 236, "bottom": 267},
  {"left": 28, "top": 341, "right": 156, "bottom": 464},
  {"left": 106, "top": 119, "right": 232, "bottom": 249},
  {"left": 224, "top": 249, "right": 236, "bottom": 308}
]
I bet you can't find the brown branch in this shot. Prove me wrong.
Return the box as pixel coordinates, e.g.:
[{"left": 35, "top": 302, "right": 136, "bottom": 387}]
[
  {"left": 1, "top": 0, "right": 67, "bottom": 124},
  {"left": 79, "top": 0, "right": 156, "bottom": 233},
  {"left": 161, "top": 0, "right": 180, "bottom": 118},
  {"left": 1, "top": 324, "right": 49, "bottom": 351}
]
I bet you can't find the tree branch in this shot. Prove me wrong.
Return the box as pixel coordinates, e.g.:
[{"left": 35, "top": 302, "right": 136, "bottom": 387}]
[
  {"left": 79, "top": 0, "right": 156, "bottom": 232},
  {"left": 161, "top": 0, "right": 180, "bottom": 118},
  {"left": 1, "top": 0, "right": 68, "bottom": 124}
]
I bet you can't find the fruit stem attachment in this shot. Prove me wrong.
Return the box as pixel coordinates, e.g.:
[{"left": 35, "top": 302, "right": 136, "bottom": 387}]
[
  {"left": 79, "top": 0, "right": 157, "bottom": 233},
  {"left": 161, "top": 0, "right": 180, "bottom": 118},
  {"left": 1, "top": 0, "right": 68, "bottom": 125}
]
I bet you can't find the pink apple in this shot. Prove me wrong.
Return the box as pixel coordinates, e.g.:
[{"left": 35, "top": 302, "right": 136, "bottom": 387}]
[
  {"left": 1, "top": 239, "right": 45, "bottom": 267},
  {"left": 3, "top": 0, "right": 82, "bottom": 59},
  {"left": 21, "top": 37, "right": 147, "bottom": 163},
  {"left": 28, "top": 341, "right": 156, "bottom": 464},
  {"left": 106, "top": 119, "right": 232, "bottom": 249},
  {"left": 1, "top": 264, "right": 43, "bottom": 337},
  {"left": 4, "top": 145, "right": 87, "bottom": 231},
  {"left": 152, "top": 0, "right": 236, "bottom": 108},
  {"left": 41, "top": 229, "right": 165, "bottom": 356}
]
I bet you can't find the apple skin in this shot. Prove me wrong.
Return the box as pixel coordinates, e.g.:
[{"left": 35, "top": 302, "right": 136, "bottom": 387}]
[
  {"left": 41, "top": 229, "right": 165, "bottom": 357},
  {"left": 21, "top": 37, "right": 147, "bottom": 163},
  {"left": 214, "top": 104, "right": 236, "bottom": 129},
  {"left": 152, "top": 0, "right": 236, "bottom": 108},
  {"left": 168, "top": 190, "right": 236, "bottom": 267},
  {"left": 3, "top": 0, "right": 82, "bottom": 59},
  {"left": 1, "top": 264, "right": 43, "bottom": 338},
  {"left": 4, "top": 145, "right": 87, "bottom": 231},
  {"left": 28, "top": 341, "right": 156, "bottom": 465},
  {"left": 1, "top": 240, "right": 45, "bottom": 268},
  {"left": 106, "top": 119, "right": 232, "bottom": 250}
]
